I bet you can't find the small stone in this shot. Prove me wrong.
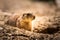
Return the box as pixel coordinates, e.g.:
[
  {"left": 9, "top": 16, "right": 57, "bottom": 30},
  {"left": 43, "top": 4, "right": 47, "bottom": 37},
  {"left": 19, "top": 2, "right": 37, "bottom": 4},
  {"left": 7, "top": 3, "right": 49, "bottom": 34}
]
[{"left": 0, "top": 27, "right": 3, "bottom": 30}]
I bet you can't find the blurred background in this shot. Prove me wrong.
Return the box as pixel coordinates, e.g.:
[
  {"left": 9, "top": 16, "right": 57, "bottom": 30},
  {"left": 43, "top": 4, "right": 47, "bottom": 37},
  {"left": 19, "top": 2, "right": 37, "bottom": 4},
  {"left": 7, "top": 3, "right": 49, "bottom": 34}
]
[{"left": 0, "top": 0, "right": 59, "bottom": 12}]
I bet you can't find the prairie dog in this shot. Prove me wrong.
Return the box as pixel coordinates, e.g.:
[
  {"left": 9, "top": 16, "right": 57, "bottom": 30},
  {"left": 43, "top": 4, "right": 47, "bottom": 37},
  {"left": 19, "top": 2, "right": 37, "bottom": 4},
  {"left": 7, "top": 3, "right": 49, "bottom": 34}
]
[
  {"left": 6, "top": 13, "right": 35, "bottom": 31},
  {"left": 16, "top": 13, "right": 35, "bottom": 31}
]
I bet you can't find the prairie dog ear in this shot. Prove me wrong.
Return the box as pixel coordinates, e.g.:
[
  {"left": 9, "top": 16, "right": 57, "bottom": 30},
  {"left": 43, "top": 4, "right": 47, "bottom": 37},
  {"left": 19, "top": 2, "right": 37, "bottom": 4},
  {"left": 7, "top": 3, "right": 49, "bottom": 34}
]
[
  {"left": 22, "top": 13, "right": 27, "bottom": 19},
  {"left": 23, "top": 13, "right": 27, "bottom": 17}
]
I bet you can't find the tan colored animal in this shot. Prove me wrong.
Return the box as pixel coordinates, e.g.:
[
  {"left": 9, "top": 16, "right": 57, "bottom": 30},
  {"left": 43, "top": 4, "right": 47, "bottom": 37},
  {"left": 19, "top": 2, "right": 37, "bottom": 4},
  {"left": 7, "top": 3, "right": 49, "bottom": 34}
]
[
  {"left": 6, "top": 13, "right": 35, "bottom": 31},
  {"left": 17, "top": 13, "right": 35, "bottom": 31}
]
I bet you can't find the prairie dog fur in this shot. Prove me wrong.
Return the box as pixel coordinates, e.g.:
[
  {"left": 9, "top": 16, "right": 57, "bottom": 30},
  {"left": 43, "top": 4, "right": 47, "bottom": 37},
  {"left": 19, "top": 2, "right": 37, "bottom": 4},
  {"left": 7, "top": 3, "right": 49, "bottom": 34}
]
[
  {"left": 6, "top": 13, "right": 35, "bottom": 31},
  {"left": 17, "top": 13, "right": 35, "bottom": 31}
]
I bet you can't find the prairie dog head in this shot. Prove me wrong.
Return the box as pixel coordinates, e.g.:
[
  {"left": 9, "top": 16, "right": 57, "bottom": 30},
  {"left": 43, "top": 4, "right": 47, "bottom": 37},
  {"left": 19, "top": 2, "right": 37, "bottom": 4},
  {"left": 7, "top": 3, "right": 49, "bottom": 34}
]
[{"left": 22, "top": 13, "right": 35, "bottom": 21}]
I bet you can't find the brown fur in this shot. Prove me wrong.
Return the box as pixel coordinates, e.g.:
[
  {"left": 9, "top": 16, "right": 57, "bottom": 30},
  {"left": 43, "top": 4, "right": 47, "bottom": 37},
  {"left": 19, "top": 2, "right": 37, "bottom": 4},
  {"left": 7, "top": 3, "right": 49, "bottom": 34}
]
[
  {"left": 16, "top": 13, "right": 35, "bottom": 31},
  {"left": 6, "top": 14, "right": 20, "bottom": 26},
  {"left": 6, "top": 13, "right": 35, "bottom": 31}
]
